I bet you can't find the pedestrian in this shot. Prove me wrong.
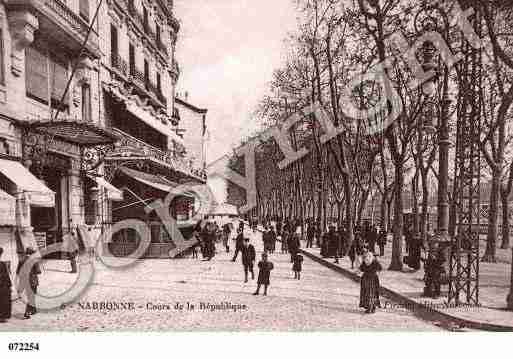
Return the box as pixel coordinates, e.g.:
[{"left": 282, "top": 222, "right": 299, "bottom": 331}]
[
  {"left": 0, "top": 247, "right": 13, "bottom": 323},
  {"left": 17, "top": 248, "right": 41, "bottom": 319},
  {"left": 367, "top": 225, "right": 377, "bottom": 254},
  {"left": 276, "top": 218, "right": 282, "bottom": 236},
  {"left": 349, "top": 237, "right": 363, "bottom": 269},
  {"left": 269, "top": 227, "right": 277, "bottom": 254},
  {"left": 191, "top": 242, "right": 199, "bottom": 259},
  {"left": 253, "top": 253, "right": 274, "bottom": 296},
  {"left": 222, "top": 223, "right": 231, "bottom": 253},
  {"left": 292, "top": 253, "right": 303, "bottom": 280},
  {"left": 405, "top": 234, "right": 423, "bottom": 271},
  {"left": 232, "top": 229, "right": 244, "bottom": 262},
  {"left": 422, "top": 242, "right": 445, "bottom": 298},
  {"left": 378, "top": 229, "right": 387, "bottom": 257},
  {"left": 306, "top": 223, "right": 315, "bottom": 248},
  {"left": 288, "top": 232, "right": 300, "bottom": 263},
  {"left": 241, "top": 238, "right": 256, "bottom": 283},
  {"left": 281, "top": 230, "right": 289, "bottom": 253},
  {"left": 359, "top": 251, "right": 382, "bottom": 314}
]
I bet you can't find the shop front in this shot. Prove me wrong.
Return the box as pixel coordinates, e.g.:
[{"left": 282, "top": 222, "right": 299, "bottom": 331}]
[
  {"left": 105, "top": 165, "right": 196, "bottom": 258},
  {"left": 11, "top": 121, "right": 121, "bottom": 259}
]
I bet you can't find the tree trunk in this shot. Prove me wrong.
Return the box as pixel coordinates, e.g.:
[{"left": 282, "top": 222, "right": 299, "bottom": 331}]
[
  {"left": 483, "top": 171, "right": 500, "bottom": 262},
  {"left": 420, "top": 170, "right": 429, "bottom": 244},
  {"left": 501, "top": 188, "right": 510, "bottom": 249},
  {"left": 389, "top": 163, "right": 404, "bottom": 271},
  {"left": 380, "top": 193, "right": 387, "bottom": 231}
]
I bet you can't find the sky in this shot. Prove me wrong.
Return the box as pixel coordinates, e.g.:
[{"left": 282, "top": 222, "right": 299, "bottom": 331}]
[{"left": 174, "top": 0, "right": 297, "bottom": 164}]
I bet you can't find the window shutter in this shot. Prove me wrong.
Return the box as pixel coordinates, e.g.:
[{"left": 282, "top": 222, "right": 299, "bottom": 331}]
[
  {"left": 50, "top": 53, "right": 68, "bottom": 105},
  {"left": 25, "top": 46, "right": 49, "bottom": 103}
]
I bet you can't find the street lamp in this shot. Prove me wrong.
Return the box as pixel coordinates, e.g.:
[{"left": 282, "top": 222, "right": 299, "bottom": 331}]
[
  {"left": 415, "top": 3, "right": 451, "bottom": 244},
  {"left": 414, "top": 3, "right": 453, "bottom": 297}
]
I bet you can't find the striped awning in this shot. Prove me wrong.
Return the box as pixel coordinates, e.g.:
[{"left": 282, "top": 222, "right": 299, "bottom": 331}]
[
  {"left": 0, "top": 159, "right": 54, "bottom": 207},
  {"left": 0, "top": 188, "right": 15, "bottom": 226},
  {"left": 120, "top": 166, "right": 178, "bottom": 193}
]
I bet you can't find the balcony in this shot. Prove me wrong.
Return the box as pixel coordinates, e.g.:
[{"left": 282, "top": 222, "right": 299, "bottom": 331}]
[
  {"left": 111, "top": 53, "right": 128, "bottom": 76},
  {"left": 5, "top": 0, "right": 101, "bottom": 58},
  {"left": 111, "top": 128, "right": 207, "bottom": 181}
]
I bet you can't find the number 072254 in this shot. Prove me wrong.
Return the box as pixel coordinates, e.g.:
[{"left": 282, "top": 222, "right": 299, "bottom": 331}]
[{"left": 8, "top": 343, "right": 40, "bottom": 351}]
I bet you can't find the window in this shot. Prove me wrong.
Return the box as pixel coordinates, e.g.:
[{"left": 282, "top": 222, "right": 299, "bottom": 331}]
[
  {"left": 144, "top": 59, "right": 149, "bottom": 85},
  {"left": 25, "top": 42, "right": 69, "bottom": 112},
  {"left": 81, "top": 83, "right": 91, "bottom": 122},
  {"left": 79, "top": 0, "right": 90, "bottom": 21},
  {"left": 143, "top": 7, "right": 149, "bottom": 32},
  {"left": 129, "top": 43, "right": 135, "bottom": 76},
  {"left": 156, "top": 23, "right": 161, "bottom": 44},
  {"left": 110, "top": 24, "right": 118, "bottom": 64},
  {"left": 0, "top": 28, "right": 4, "bottom": 85},
  {"left": 156, "top": 73, "right": 161, "bottom": 93}
]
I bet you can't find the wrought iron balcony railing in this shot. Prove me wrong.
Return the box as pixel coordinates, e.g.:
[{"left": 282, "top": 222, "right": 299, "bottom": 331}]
[
  {"left": 131, "top": 68, "right": 146, "bottom": 87},
  {"left": 45, "top": 0, "right": 90, "bottom": 37},
  {"left": 5, "top": 0, "right": 100, "bottom": 57},
  {"left": 111, "top": 128, "right": 206, "bottom": 181},
  {"left": 111, "top": 53, "right": 128, "bottom": 76}
]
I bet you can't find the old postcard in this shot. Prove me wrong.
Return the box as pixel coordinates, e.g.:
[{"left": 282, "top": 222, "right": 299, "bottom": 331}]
[{"left": 0, "top": 0, "right": 513, "bottom": 343}]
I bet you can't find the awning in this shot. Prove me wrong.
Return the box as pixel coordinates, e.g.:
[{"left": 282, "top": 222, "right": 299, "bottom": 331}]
[
  {"left": 124, "top": 102, "right": 185, "bottom": 146},
  {"left": 0, "top": 188, "right": 16, "bottom": 226},
  {"left": 120, "top": 166, "right": 179, "bottom": 193},
  {"left": 104, "top": 83, "right": 184, "bottom": 147},
  {"left": 26, "top": 120, "right": 119, "bottom": 147},
  {"left": 87, "top": 175, "right": 124, "bottom": 201},
  {"left": 0, "top": 159, "right": 54, "bottom": 207}
]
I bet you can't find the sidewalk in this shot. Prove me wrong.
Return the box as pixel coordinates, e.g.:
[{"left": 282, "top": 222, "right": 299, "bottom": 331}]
[{"left": 300, "top": 238, "right": 513, "bottom": 331}]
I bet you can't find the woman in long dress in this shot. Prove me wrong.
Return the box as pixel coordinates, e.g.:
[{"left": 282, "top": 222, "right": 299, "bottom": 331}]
[
  {"left": 359, "top": 251, "right": 382, "bottom": 314},
  {"left": 0, "top": 247, "right": 13, "bottom": 322}
]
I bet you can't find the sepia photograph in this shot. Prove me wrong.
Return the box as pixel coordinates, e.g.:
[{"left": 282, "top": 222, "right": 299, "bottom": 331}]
[{"left": 0, "top": 0, "right": 513, "bottom": 350}]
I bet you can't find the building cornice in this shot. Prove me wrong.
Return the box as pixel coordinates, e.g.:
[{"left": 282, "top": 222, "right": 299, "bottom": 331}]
[{"left": 175, "top": 97, "right": 208, "bottom": 114}]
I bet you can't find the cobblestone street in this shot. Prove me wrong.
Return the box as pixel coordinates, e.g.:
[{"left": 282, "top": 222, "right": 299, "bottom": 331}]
[{"left": 1, "top": 230, "right": 443, "bottom": 331}]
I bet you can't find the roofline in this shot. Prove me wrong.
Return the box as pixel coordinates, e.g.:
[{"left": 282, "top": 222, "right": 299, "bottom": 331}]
[{"left": 175, "top": 97, "right": 208, "bottom": 114}]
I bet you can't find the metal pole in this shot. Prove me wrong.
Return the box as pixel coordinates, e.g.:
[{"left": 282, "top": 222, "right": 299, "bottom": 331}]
[{"left": 437, "top": 77, "right": 451, "bottom": 242}]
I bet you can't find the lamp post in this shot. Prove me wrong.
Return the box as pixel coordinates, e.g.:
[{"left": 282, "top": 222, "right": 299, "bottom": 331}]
[
  {"left": 415, "top": 3, "right": 452, "bottom": 297},
  {"left": 415, "top": 3, "right": 451, "bottom": 245}
]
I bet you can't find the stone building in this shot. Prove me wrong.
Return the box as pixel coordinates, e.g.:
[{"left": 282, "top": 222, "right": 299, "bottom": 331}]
[
  {"left": 0, "top": 0, "right": 208, "bottom": 266},
  {"left": 174, "top": 93, "right": 207, "bottom": 171}
]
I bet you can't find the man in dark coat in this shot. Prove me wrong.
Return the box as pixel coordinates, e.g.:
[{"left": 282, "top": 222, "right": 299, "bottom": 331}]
[
  {"left": 17, "top": 248, "right": 41, "bottom": 319},
  {"left": 269, "top": 227, "right": 277, "bottom": 254},
  {"left": 232, "top": 229, "right": 245, "bottom": 262},
  {"left": 378, "top": 229, "right": 387, "bottom": 256},
  {"left": 0, "top": 247, "right": 12, "bottom": 322},
  {"left": 367, "top": 225, "right": 378, "bottom": 254},
  {"left": 241, "top": 238, "right": 256, "bottom": 282},
  {"left": 253, "top": 253, "right": 274, "bottom": 296},
  {"left": 306, "top": 223, "right": 315, "bottom": 248},
  {"left": 276, "top": 219, "right": 282, "bottom": 236},
  {"left": 288, "top": 233, "right": 300, "bottom": 263}
]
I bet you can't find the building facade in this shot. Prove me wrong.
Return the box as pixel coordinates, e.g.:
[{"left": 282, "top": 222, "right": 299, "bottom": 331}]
[{"left": 0, "top": 0, "right": 208, "bottom": 267}]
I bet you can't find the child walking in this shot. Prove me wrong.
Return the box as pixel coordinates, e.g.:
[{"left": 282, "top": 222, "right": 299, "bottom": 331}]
[
  {"left": 359, "top": 251, "right": 382, "bottom": 314},
  {"left": 292, "top": 253, "right": 303, "bottom": 280},
  {"left": 253, "top": 253, "right": 274, "bottom": 296}
]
